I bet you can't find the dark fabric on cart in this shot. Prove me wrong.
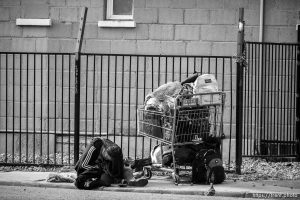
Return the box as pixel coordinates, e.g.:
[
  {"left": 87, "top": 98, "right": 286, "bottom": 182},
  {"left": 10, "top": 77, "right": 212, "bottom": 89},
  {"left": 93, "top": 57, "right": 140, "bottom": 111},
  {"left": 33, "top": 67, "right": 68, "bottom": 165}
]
[{"left": 192, "top": 149, "right": 225, "bottom": 184}]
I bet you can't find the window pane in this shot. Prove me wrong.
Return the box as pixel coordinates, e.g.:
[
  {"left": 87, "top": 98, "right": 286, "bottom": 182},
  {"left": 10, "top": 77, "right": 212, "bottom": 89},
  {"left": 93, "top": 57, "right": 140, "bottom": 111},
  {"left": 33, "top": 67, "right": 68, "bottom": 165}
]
[{"left": 113, "top": 0, "right": 133, "bottom": 15}]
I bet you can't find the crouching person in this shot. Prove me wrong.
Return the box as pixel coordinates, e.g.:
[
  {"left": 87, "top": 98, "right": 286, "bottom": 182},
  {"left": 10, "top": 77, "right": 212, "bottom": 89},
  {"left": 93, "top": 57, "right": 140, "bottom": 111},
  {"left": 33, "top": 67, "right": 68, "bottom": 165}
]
[{"left": 74, "top": 137, "right": 148, "bottom": 190}]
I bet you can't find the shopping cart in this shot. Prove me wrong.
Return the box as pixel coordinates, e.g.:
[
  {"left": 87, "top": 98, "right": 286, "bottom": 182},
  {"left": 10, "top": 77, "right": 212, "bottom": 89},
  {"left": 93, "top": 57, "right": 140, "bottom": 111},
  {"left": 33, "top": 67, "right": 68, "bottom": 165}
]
[{"left": 137, "top": 92, "right": 226, "bottom": 185}]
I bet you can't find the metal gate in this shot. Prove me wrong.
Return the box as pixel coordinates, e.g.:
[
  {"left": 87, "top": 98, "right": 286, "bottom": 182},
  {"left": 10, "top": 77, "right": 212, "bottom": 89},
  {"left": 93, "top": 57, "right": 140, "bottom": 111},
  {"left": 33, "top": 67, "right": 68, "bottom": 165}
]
[{"left": 242, "top": 42, "right": 300, "bottom": 160}]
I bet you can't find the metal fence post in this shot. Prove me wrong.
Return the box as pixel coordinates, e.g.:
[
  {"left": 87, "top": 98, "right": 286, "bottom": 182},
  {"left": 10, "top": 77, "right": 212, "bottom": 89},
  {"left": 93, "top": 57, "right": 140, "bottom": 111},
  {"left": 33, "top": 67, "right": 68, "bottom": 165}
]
[
  {"left": 297, "top": 24, "right": 300, "bottom": 161},
  {"left": 236, "top": 8, "right": 245, "bottom": 174},
  {"left": 74, "top": 7, "right": 87, "bottom": 164}
]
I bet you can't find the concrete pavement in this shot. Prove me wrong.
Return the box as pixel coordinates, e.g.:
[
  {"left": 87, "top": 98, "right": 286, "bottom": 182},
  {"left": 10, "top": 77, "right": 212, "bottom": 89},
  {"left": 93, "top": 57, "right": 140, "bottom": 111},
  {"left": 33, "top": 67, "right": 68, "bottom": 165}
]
[{"left": 0, "top": 171, "right": 300, "bottom": 198}]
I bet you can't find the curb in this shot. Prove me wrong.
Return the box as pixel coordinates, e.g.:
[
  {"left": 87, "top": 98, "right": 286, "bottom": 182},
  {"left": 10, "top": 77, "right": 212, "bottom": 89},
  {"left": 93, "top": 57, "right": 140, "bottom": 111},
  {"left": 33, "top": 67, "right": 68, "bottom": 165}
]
[
  {"left": 1, "top": 180, "right": 300, "bottom": 199},
  {"left": 0, "top": 180, "right": 254, "bottom": 198}
]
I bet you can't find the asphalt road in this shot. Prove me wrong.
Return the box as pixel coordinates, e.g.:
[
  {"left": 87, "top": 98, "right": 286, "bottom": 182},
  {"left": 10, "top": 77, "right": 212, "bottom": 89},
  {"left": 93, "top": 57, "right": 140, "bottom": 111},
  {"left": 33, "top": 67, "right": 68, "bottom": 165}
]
[{"left": 0, "top": 185, "right": 257, "bottom": 200}]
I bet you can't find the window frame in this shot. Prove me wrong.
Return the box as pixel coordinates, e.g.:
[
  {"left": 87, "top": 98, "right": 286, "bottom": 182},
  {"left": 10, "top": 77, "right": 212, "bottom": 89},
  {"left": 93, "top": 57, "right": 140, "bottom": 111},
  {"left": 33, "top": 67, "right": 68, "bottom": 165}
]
[{"left": 106, "top": 0, "right": 134, "bottom": 20}]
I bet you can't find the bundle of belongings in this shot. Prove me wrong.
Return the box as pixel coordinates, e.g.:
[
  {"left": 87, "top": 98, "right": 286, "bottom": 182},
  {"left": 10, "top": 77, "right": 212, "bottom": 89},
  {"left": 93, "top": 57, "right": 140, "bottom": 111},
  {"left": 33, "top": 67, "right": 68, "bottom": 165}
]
[
  {"left": 143, "top": 73, "right": 225, "bottom": 184},
  {"left": 143, "top": 73, "right": 219, "bottom": 141}
]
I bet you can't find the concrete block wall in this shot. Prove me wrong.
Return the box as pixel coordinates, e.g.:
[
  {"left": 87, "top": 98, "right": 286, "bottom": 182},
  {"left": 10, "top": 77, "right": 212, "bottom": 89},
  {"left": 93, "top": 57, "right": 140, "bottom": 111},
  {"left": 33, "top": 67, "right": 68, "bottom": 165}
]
[{"left": 0, "top": 0, "right": 299, "bottom": 161}]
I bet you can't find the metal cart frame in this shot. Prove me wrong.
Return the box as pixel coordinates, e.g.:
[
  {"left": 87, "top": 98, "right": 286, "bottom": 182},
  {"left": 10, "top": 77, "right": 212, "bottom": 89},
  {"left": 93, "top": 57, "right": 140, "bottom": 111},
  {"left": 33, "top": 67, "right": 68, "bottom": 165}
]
[{"left": 137, "top": 92, "right": 226, "bottom": 185}]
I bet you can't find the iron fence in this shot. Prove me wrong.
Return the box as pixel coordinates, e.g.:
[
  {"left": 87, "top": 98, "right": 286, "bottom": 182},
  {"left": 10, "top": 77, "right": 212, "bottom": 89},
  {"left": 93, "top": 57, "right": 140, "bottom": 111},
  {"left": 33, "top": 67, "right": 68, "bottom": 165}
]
[
  {"left": 243, "top": 42, "right": 299, "bottom": 160},
  {"left": 0, "top": 52, "right": 236, "bottom": 167}
]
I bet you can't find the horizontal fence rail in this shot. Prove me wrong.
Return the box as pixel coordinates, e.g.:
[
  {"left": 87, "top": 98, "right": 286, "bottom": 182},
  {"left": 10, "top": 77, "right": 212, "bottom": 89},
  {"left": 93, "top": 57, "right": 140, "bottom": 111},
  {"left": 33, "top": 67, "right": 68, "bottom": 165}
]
[
  {"left": 0, "top": 52, "right": 235, "bottom": 168},
  {"left": 243, "top": 42, "right": 299, "bottom": 160}
]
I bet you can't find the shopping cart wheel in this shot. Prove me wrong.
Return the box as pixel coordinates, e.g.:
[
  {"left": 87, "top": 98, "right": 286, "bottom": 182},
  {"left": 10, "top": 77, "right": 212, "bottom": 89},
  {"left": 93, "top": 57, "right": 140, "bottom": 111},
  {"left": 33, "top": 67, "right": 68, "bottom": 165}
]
[{"left": 143, "top": 167, "right": 152, "bottom": 179}]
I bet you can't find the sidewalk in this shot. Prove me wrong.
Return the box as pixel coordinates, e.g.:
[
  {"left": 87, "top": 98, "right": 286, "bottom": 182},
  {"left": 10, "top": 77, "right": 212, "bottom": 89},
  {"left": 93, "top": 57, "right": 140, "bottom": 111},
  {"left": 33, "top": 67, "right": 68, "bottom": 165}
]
[{"left": 0, "top": 171, "right": 300, "bottom": 198}]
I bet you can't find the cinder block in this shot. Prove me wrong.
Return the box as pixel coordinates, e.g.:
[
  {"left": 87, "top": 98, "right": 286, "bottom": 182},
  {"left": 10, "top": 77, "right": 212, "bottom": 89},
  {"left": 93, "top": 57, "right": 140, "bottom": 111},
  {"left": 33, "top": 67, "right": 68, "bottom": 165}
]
[
  {"left": 134, "top": 8, "right": 158, "bottom": 23},
  {"left": 35, "top": 38, "right": 48, "bottom": 52},
  {"left": 264, "top": 27, "right": 279, "bottom": 42},
  {"left": 201, "top": 25, "right": 226, "bottom": 41},
  {"left": 186, "top": 41, "right": 211, "bottom": 56},
  {"left": 175, "top": 25, "right": 200, "bottom": 41},
  {"left": 86, "top": 7, "right": 101, "bottom": 23},
  {"left": 60, "top": 7, "right": 79, "bottom": 22},
  {"left": 158, "top": 8, "right": 183, "bottom": 24},
  {"left": 82, "top": 23, "right": 98, "bottom": 39},
  {"left": 211, "top": 42, "right": 236, "bottom": 56},
  {"left": 170, "top": 0, "right": 196, "bottom": 9},
  {"left": 149, "top": 24, "right": 174, "bottom": 40},
  {"left": 47, "top": 39, "right": 60, "bottom": 52},
  {"left": 47, "top": 22, "right": 72, "bottom": 38},
  {"left": 66, "top": 0, "right": 91, "bottom": 7},
  {"left": 244, "top": 26, "right": 259, "bottom": 42},
  {"left": 137, "top": 40, "right": 161, "bottom": 55},
  {"left": 223, "top": 0, "right": 249, "bottom": 9},
  {"left": 91, "top": 0, "right": 104, "bottom": 7},
  {"left": 146, "top": 0, "right": 171, "bottom": 8},
  {"left": 244, "top": 10, "right": 260, "bottom": 26},
  {"left": 134, "top": 0, "right": 146, "bottom": 8},
  {"left": 276, "top": 0, "right": 300, "bottom": 10},
  {"left": 59, "top": 39, "right": 75, "bottom": 53},
  {"left": 161, "top": 41, "right": 185, "bottom": 55},
  {"left": 0, "top": 38, "right": 11, "bottom": 51},
  {"left": 0, "top": 22, "right": 22, "bottom": 37},
  {"left": 83, "top": 39, "right": 111, "bottom": 53},
  {"left": 210, "top": 9, "right": 236, "bottom": 25},
  {"left": 225, "top": 25, "right": 237, "bottom": 42},
  {"left": 278, "top": 27, "right": 297, "bottom": 43},
  {"left": 248, "top": 0, "right": 260, "bottom": 10},
  {"left": 49, "top": 0, "right": 66, "bottom": 6},
  {"left": 23, "top": 27, "right": 48, "bottom": 37},
  {"left": 0, "top": 7, "right": 10, "bottom": 21},
  {"left": 21, "top": 5, "right": 49, "bottom": 18},
  {"left": 111, "top": 40, "right": 137, "bottom": 54},
  {"left": 12, "top": 38, "right": 36, "bottom": 52},
  {"left": 8, "top": 6, "right": 21, "bottom": 20},
  {"left": 21, "top": 0, "right": 48, "bottom": 5},
  {"left": 50, "top": 7, "right": 60, "bottom": 21},
  {"left": 0, "top": 0, "right": 20, "bottom": 6},
  {"left": 196, "top": 0, "right": 224, "bottom": 9},
  {"left": 264, "top": 10, "right": 292, "bottom": 26},
  {"left": 98, "top": 28, "right": 123, "bottom": 40},
  {"left": 184, "top": 9, "right": 209, "bottom": 25},
  {"left": 123, "top": 24, "right": 149, "bottom": 40}
]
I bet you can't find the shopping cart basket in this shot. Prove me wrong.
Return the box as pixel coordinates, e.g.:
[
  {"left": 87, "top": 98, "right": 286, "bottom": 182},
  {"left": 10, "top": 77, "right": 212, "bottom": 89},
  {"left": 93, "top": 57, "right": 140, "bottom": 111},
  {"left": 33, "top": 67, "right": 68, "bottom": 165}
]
[{"left": 137, "top": 92, "right": 226, "bottom": 184}]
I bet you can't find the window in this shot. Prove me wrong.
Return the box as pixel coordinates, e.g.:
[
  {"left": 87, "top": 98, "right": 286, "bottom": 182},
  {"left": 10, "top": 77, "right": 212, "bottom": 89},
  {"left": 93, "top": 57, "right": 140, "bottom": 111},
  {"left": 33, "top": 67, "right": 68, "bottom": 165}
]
[
  {"left": 98, "top": 0, "right": 136, "bottom": 28},
  {"left": 106, "top": 0, "right": 134, "bottom": 20}
]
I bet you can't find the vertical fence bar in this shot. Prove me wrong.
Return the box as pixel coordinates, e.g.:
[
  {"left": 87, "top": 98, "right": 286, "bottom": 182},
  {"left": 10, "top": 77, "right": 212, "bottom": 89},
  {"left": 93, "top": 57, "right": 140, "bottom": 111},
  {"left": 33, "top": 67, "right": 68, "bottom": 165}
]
[
  {"left": 74, "top": 7, "right": 87, "bottom": 164},
  {"left": 114, "top": 56, "right": 117, "bottom": 143},
  {"left": 92, "top": 55, "right": 95, "bottom": 138},
  {"left": 40, "top": 54, "right": 43, "bottom": 161},
  {"left": 85, "top": 55, "right": 88, "bottom": 144},
  {"left": 107, "top": 56, "right": 110, "bottom": 139},
  {"left": 12, "top": 54, "right": 15, "bottom": 163},
  {"left": 236, "top": 8, "right": 245, "bottom": 174},
  {"left": 47, "top": 55, "right": 50, "bottom": 164},
  {"left": 120, "top": 56, "right": 124, "bottom": 150},
  {"left": 26, "top": 54, "right": 29, "bottom": 163},
  {"left": 61, "top": 55, "right": 64, "bottom": 164},
  {"left": 19, "top": 54, "right": 22, "bottom": 162},
  {"left": 296, "top": 25, "right": 300, "bottom": 161},
  {"left": 68, "top": 55, "right": 71, "bottom": 164},
  {"left": 54, "top": 54, "right": 57, "bottom": 164},
  {"left": 33, "top": 54, "right": 36, "bottom": 163},
  {"left": 5, "top": 54, "right": 7, "bottom": 163}
]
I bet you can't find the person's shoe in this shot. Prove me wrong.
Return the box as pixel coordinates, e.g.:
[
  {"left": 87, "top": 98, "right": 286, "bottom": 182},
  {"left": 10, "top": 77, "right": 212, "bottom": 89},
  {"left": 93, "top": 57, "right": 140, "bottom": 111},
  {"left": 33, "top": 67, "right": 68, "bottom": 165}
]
[{"left": 128, "top": 178, "right": 148, "bottom": 187}]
